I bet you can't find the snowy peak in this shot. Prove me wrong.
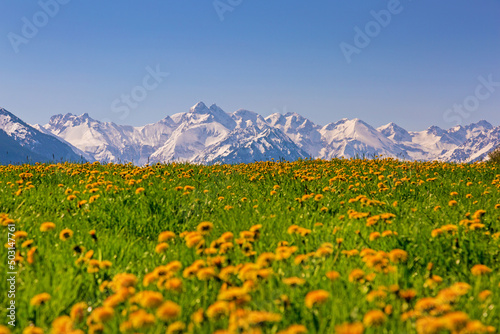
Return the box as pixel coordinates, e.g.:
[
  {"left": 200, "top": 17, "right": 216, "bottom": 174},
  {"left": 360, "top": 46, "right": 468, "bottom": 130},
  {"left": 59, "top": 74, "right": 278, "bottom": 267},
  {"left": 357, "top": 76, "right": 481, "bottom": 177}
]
[
  {"left": 0, "top": 107, "right": 85, "bottom": 164},
  {"left": 2, "top": 104, "right": 499, "bottom": 165},
  {"left": 378, "top": 122, "right": 412, "bottom": 142},
  {"left": 231, "top": 109, "right": 267, "bottom": 129}
]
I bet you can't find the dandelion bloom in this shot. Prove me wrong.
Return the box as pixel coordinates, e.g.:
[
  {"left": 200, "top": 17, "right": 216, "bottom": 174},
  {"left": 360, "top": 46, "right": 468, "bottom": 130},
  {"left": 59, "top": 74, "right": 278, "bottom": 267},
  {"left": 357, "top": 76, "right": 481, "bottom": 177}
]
[
  {"left": 335, "top": 322, "right": 364, "bottom": 334},
  {"left": 389, "top": 249, "right": 408, "bottom": 263},
  {"left": 280, "top": 325, "right": 308, "bottom": 334},
  {"left": 471, "top": 264, "right": 492, "bottom": 276},
  {"left": 326, "top": 271, "right": 341, "bottom": 281},
  {"left": 155, "top": 242, "right": 169, "bottom": 254},
  {"left": 363, "top": 310, "right": 386, "bottom": 327},
  {"left": 478, "top": 290, "right": 492, "bottom": 301},
  {"left": 416, "top": 317, "right": 446, "bottom": 334},
  {"left": 166, "top": 321, "right": 186, "bottom": 334},
  {"left": 283, "top": 277, "right": 306, "bottom": 287},
  {"left": 0, "top": 325, "right": 11, "bottom": 334},
  {"left": 158, "top": 231, "right": 176, "bottom": 242},
  {"left": 59, "top": 228, "right": 74, "bottom": 241},
  {"left": 129, "top": 309, "right": 155, "bottom": 329},
  {"left": 30, "top": 292, "right": 51, "bottom": 306},
  {"left": 21, "top": 326, "right": 44, "bottom": 334},
  {"left": 40, "top": 222, "right": 56, "bottom": 232},
  {"left": 305, "top": 290, "right": 330, "bottom": 308},
  {"left": 348, "top": 269, "right": 365, "bottom": 283},
  {"left": 197, "top": 221, "right": 214, "bottom": 234},
  {"left": 132, "top": 291, "right": 163, "bottom": 308},
  {"left": 206, "top": 301, "right": 230, "bottom": 319},
  {"left": 441, "top": 311, "right": 469, "bottom": 332},
  {"left": 90, "top": 307, "right": 115, "bottom": 323},
  {"left": 156, "top": 301, "right": 181, "bottom": 321}
]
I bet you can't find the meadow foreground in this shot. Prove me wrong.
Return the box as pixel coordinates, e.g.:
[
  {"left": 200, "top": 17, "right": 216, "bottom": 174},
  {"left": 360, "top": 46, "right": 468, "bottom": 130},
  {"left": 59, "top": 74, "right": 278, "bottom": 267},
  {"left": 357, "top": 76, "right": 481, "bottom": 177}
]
[{"left": 0, "top": 159, "right": 499, "bottom": 334}]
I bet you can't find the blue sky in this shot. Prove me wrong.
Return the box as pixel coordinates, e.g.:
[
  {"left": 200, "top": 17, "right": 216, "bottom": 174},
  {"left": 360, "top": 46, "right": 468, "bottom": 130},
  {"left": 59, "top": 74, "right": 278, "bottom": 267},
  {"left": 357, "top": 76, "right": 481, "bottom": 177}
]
[{"left": 1, "top": 0, "right": 499, "bottom": 130}]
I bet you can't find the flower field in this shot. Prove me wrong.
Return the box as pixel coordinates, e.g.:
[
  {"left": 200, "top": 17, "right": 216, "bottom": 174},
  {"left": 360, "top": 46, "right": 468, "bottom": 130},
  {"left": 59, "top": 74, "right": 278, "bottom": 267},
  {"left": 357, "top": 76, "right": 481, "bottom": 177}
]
[{"left": 0, "top": 158, "right": 499, "bottom": 334}]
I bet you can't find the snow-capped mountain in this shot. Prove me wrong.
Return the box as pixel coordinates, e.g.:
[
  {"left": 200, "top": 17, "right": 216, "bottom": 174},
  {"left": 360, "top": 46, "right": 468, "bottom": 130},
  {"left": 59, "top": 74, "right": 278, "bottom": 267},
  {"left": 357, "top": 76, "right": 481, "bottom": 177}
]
[
  {"left": 1, "top": 102, "right": 498, "bottom": 165},
  {"left": 0, "top": 107, "right": 85, "bottom": 164},
  {"left": 193, "top": 125, "right": 309, "bottom": 164}
]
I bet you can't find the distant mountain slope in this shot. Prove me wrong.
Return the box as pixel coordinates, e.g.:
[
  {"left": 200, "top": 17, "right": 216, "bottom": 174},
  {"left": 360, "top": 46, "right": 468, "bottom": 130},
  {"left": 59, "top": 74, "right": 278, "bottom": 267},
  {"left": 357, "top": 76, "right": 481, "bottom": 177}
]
[
  {"left": 0, "top": 108, "right": 85, "bottom": 164},
  {"left": 2, "top": 103, "right": 498, "bottom": 165}
]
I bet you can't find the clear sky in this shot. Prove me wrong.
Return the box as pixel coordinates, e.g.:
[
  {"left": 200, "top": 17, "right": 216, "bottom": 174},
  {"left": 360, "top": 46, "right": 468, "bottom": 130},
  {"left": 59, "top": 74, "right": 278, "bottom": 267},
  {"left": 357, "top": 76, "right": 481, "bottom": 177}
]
[{"left": 1, "top": 1, "right": 499, "bottom": 130}]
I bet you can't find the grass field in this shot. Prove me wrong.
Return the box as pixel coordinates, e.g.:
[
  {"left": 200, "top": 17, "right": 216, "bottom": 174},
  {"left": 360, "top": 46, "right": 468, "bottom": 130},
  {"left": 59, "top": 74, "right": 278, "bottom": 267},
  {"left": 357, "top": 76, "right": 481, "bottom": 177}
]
[{"left": 0, "top": 158, "right": 499, "bottom": 334}]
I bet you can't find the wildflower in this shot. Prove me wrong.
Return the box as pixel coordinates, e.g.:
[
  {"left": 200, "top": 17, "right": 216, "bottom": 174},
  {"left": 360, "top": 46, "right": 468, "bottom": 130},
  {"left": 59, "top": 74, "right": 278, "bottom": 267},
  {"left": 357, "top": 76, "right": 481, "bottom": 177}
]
[
  {"left": 51, "top": 316, "right": 74, "bottom": 333},
  {"left": 59, "top": 228, "right": 74, "bottom": 241},
  {"left": 40, "top": 222, "right": 56, "bottom": 232},
  {"left": 369, "top": 232, "right": 381, "bottom": 241},
  {"left": 415, "top": 317, "right": 446, "bottom": 334},
  {"left": 165, "top": 278, "right": 183, "bottom": 292},
  {"left": 135, "top": 187, "right": 145, "bottom": 194},
  {"left": 156, "top": 301, "right": 181, "bottom": 321},
  {"left": 363, "top": 310, "right": 386, "bottom": 327},
  {"left": 27, "top": 247, "right": 37, "bottom": 264},
  {"left": 89, "top": 230, "right": 97, "bottom": 241},
  {"left": 478, "top": 290, "right": 492, "bottom": 301},
  {"left": 132, "top": 291, "right": 163, "bottom": 308},
  {"left": 166, "top": 321, "right": 186, "bottom": 334},
  {"left": 279, "top": 324, "right": 308, "bottom": 334},
  {"left": 91, "top": 307, "right": 114, "bottom": 323},
  {"left": 389, "top": 249, "right": 408, "bottom": 263},
  {"left": 197, "top": 221, "right": 213, "bottom": 234},
  {"left": 129, "top": 309, "right": 155, "bottom": 329},
  {"left": 305, "top": 290, "right": 330, "bottom": 308},
  {"left": 206, "top": 301, "right": 230, "bottom": 319},
  {"left": 196, "top": 267, "right": 217, "bottom": 280},
  {"left": 441, "top": 311, "right": 469, "bottom": 332},
  {"left": 471, "top": 264, "right": 492, "bottom": 276},
  {"left": 155, "top": 242, "right": 169, "bottom": 253},
  {"left": 398, "top": 289, "right": 417, "bottom": 301},
  {"left": 21, "top": 326, "right": 44, "bottom": 334},
  {"left": 326, "top": 271, "right": 340, "bottom": 281},
  {"left": 283, "top": 277, "right": 306, "bottom": 287},
  {"left": 348, "top": 269, "right": 365, "bottom": 283},
  {"left": 30, "top": 292, "right": 51, "bottom": 306},
  {"left": 159, "top": 231, "right": 176, "bottom": 242},
  {"left": 335, "top": 322, "right": 364, "bottom": 334}
]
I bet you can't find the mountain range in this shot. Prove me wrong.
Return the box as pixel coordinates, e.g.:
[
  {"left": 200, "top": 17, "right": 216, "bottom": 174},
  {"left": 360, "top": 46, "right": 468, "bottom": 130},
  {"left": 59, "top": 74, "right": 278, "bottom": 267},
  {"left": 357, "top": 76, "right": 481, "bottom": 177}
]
[{"left": 1, "top": 103, "right": 499, "bottom": 165}]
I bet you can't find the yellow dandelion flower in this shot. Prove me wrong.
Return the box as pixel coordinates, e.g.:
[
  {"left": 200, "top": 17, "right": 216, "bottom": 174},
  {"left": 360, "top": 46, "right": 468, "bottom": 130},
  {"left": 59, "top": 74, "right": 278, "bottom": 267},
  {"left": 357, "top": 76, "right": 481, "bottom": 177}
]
[
  {"left": 40, "top": 222, "right": 56, "bottom": 232},
  {"left": 471, "top": 264, "right": 492, "bottom": 276},
  {"left": 283, "top": 277, "right": 306, "bottom": 287},
  {"left": 155, "top": 242, "right": 169, "bottom": 254},
  {"left": 158, "top": 231, "right": 176, "bottom": 242},
  {"left": 363, "top": 310, "right": 386, "bottom": 327},
  {"left": 335, "top": 322, "right": 364, "bottom": 334},
  {"left": 305, "top": 290, "right": 330, "bottom": 308},
  {"left": 30, "top": 292, "right": 51, "bottom": 306},
  {"left": 59, "top": 228, "right": 73, "bottom": 241},
  {"left": 156, "top": 301, "right": 181, "bottom": 321}
]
